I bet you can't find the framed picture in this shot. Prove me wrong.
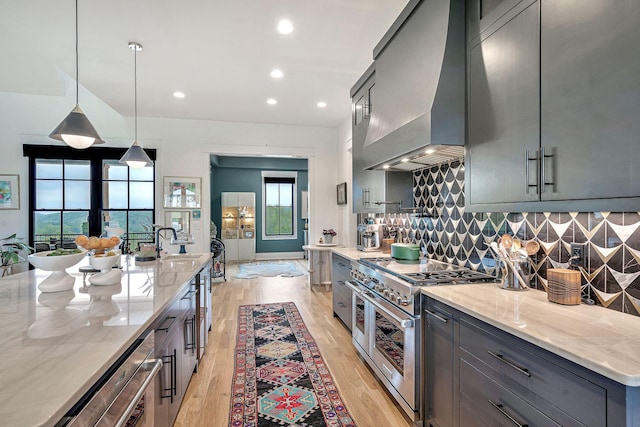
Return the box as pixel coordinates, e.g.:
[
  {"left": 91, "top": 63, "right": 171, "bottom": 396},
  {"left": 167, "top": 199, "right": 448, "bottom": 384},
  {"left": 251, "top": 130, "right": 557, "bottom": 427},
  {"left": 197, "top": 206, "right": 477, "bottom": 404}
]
[
  {"left": 165, "top": 211, "right": 190, "bottom": 233},
  {"left": 337, "top": 182, "right": 347, "bottom": 205},
  {"left": 163, "top": 176, "right": 201, "bottom": 208},
  {"left": 0, "top": 175, "right": 20, "bottom": 210}
]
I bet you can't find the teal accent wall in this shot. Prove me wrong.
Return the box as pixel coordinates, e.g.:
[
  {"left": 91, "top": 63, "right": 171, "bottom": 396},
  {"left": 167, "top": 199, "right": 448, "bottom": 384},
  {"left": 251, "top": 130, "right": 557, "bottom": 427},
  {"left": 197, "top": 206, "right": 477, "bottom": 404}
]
[{"left": 211, "top": 156, "right": 308, "bottom": 254}]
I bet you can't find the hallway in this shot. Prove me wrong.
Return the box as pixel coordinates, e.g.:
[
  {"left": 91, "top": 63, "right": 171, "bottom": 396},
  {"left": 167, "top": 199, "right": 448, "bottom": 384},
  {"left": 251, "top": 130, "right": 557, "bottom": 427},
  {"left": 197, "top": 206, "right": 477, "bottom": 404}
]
[{"left": 174, "top": 262, "right": 412, "bottom": 426}]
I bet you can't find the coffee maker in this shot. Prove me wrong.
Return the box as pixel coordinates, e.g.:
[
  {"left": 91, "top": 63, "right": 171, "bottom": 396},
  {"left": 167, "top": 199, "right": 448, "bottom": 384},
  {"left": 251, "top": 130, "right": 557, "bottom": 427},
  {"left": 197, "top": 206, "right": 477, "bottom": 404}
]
[{"left": 357, "top": 223, "right": 381, "bottom": 251}]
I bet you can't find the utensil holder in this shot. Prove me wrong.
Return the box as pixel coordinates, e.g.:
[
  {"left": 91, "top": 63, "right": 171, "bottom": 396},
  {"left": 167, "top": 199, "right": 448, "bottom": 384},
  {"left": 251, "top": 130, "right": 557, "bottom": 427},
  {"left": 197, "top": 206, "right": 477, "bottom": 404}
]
[{"left": 501, "top": 258, "right": 530, "bottom": 291}]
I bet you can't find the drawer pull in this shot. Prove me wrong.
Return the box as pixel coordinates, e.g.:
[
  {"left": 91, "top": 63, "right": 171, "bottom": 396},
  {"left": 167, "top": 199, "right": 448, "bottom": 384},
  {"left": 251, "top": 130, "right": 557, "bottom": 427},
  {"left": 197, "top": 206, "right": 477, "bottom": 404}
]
[
  {"left": 488, "top": 400, "right": 528, "bottom": 427},
  {"left": 488, "top": 351, "right": 531, "bottom": 377},
  {"left": 424, "top": 309, "right": 448, "bottom": 324}
]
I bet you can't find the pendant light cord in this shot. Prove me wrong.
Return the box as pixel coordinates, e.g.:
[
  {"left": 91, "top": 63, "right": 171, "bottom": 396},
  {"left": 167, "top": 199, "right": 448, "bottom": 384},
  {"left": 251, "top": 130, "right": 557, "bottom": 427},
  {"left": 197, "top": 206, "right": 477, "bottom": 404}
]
[
  {"left": 134, "top": 46, "right": 138, "bottom": 142},
  {"left": 75, "top": 0, "right": 79, "bottom": 105}
]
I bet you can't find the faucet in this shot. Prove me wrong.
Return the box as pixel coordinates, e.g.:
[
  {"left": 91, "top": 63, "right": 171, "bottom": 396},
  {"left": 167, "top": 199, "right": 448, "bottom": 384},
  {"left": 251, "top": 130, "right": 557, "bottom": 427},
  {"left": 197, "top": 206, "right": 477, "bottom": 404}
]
[{"left": 155, "top": 227, "right": 177, "bottom": 259}]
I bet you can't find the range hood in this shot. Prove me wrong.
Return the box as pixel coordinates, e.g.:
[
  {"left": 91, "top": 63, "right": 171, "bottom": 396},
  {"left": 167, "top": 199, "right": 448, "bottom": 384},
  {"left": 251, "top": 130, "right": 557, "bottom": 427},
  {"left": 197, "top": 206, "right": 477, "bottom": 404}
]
[{"left": 362, "top": 0, "right": 465, "bottom": 171}]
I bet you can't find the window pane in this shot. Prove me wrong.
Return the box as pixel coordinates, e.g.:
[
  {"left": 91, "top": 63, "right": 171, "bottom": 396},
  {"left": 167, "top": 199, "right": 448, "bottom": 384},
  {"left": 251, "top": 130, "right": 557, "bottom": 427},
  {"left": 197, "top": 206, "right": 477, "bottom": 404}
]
[
  {"left": 64, "top": 160, "right": 90, "bottom": 179},
  {"left": 103, "top": 160, "right": 128, "bottom": 181},
  {"left": 34, "top": 212, "right": 61, "bottom": 243},
  {"left": 102, "top": 211, "right": 127, "bottom": 234},
  {"left": 36, "top": 159, "right": 62, "bottom": 179},
  {"left": 280, "top": 183, "right": 293, "bottom": 206},
  {"left": 128, "top": 211, "right": 153, "bottom": 233},
  {"left": 36, "top": 180, "right": 63, "bottom": 209},
  {"left": 63, "top": 211, "right": 89, "bottom": 236},
  {"left": 103, "top": 182, "right": 128, "bottom": 209},
  {"left": 266, "top": 206, "right": 279, "bottom": 235},
  {"left": 129, "top": 182, "right": 154, "bottom": 209},
  {"left": 64, "top": 181, "right": 91, "bottom": 209},
  {"left": 265, "top": 183, "right": 279, "bottom": 206},
  {"left": 278, "top": 207, "right": 293, "bottom": 234},
  {"left": 130, "top": 166, "right": 153, "bottom": 181}
]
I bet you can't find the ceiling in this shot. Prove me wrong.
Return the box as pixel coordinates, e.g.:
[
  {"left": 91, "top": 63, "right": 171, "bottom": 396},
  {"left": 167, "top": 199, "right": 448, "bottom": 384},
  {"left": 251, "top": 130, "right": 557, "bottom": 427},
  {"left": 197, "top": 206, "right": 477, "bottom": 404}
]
[{"left": 1, "top": 0, "right": 408, "bottom": 128}]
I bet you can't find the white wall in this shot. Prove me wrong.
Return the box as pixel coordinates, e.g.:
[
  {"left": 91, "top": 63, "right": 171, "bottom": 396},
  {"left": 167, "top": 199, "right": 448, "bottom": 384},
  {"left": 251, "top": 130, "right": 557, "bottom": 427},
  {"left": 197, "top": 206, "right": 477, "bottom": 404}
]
[
  {"left": 337, "top": 118, "right": 356, "bottom": 248},
  {"left": 0, "top": 81, "right": 343, "bottom": 254}
]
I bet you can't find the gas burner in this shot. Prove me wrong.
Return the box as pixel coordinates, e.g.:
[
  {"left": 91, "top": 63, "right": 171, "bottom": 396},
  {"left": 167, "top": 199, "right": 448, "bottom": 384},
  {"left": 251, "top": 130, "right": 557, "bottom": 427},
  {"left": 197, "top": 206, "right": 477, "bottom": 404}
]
[{"left": 403, "top": 270, "right": 495, "bottom": 285}]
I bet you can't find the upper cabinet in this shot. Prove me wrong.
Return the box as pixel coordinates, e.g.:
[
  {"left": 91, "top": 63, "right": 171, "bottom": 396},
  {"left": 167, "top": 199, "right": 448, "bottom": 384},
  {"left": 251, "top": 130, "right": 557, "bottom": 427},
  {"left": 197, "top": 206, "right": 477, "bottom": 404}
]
[
  {"left": 351, "top": 65, "right": 413, "bottom": 214},
  {"left": 466, "top": 0, "right": 640, "bottom": 211}
]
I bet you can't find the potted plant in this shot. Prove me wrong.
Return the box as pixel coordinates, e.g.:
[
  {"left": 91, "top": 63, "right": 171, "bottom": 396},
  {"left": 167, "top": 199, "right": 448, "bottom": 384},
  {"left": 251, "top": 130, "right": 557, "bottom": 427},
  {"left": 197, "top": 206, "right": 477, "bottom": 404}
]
[
  {"left": 322, "top": 229, "right": 337, "bottom": 244},
  {"left": 1, "top": 234, "right": 34, "bottom": 277}
]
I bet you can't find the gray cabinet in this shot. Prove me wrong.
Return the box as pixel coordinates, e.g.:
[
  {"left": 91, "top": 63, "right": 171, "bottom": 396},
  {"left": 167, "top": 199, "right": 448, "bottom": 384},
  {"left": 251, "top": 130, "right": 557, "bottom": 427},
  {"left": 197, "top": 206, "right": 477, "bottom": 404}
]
[
  {"left": 423, "top": 299, "right": 456, "bottom": 427},
  {"left": 466, "top": 0, "right": 640, "bottom": 211},
  {"left": 179, "top": 283, "right": 198, "bottom": 398},
  {"left": 154, "top": 300, "right": 181, "bottom": 427},
  {"left": 466, "top": 0, "right": 540, "bottom": 206},
  {"left": 331, "top": 253, "right": 353, "bottom": 331},
  {"left": 421, "top": 295, "right": 636, "bottom": 426},
  {"left": 351, "top": 65, "right": 413, "bottom": 214},
  {"left": 540, "top": 0, "right": 640, "bottom": 202}
]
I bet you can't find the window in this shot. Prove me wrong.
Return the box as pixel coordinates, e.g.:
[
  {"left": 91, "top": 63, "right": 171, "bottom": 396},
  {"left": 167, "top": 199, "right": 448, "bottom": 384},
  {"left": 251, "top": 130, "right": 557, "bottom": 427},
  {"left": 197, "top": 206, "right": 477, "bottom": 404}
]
[
  {"left": 262, "top": 171, "right": 297, "bottom": 240},
  {"left": 24, "top": 145, "right": 156, "bottom": 252}
]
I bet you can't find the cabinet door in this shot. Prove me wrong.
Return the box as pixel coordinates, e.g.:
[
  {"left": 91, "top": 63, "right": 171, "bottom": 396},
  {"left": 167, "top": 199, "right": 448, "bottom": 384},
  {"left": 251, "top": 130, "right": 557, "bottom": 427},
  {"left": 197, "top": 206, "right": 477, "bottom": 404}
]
[
  {"left": 352, "top": 76, "right": 385, "bottom": 214},
  {"left": 541, "top": 0, "right": 640, "bottom": 201},
  {"left": 238, "top": 239, "right": 255, "bottom": 261},
  {"left": 466, "top": 1, "right": 540, "bottom": 205},
  {"left": 424, "top": 300, "right": 455, "bottom": 427}
]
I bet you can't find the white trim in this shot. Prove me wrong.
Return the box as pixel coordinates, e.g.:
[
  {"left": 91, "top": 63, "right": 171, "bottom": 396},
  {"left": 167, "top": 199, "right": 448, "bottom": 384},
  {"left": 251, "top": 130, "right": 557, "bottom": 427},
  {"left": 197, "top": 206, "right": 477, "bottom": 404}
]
[
  {"left": 261, "top": 170, "right": 298, "bottom": 241},
  {"left": 255, "top": 251, "right": 305, "bottom": 260}
]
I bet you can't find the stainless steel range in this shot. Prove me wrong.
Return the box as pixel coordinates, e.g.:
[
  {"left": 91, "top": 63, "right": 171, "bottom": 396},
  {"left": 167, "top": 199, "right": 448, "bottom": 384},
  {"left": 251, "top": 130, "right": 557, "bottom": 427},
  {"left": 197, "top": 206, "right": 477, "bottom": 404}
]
[{"left": 345, "top": 257, "right": 495, "bottom": 423}]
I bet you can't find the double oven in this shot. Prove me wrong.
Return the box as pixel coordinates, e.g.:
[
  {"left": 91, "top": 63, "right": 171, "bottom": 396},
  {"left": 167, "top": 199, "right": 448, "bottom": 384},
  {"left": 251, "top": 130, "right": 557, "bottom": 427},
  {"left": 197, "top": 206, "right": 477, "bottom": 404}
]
[{"left": 345, "top": 257, "right": 496, "bottom": 423}]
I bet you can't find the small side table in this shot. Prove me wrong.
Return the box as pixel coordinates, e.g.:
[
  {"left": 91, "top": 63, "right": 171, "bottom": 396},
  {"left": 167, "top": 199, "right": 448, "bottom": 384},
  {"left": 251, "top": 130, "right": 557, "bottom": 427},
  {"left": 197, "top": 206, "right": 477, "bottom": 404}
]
[{"left": 302, "top": 244, "right": 340, "bottom": 291}]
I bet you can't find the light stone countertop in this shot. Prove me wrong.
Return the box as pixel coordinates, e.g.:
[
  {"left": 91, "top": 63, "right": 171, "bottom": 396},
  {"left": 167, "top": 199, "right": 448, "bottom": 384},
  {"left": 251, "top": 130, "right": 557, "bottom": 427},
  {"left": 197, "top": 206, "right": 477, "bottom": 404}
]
[
  {"left": 0, "top": 253, "right": 212, "bottom": 427},
  {"left": 422, "top": 283, "right": 640, "bottom": 387},
  {"left": 331, "top": 246, "right": 385, "bottom": 261}
]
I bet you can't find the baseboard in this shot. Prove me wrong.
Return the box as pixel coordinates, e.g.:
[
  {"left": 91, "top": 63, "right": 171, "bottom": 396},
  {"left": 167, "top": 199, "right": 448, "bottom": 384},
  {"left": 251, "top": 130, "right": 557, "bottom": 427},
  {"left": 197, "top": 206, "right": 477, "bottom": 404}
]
[{"left": 255, "top": 252, "right": 305, "bottom": 260}]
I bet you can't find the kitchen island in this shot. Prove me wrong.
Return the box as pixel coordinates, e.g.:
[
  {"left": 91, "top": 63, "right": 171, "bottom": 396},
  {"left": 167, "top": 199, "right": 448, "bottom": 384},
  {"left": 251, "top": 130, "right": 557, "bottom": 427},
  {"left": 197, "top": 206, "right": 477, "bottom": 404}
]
[{"left": 0, "top": 253, "right": 212, "bottom": 427}]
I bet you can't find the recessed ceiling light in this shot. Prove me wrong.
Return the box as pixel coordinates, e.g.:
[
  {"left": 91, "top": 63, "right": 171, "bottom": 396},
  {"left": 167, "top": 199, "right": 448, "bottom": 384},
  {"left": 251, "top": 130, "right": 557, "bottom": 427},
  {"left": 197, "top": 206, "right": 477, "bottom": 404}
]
[
  {"left": 173, "top": 91, "right": 185, "bottom": 98},
  {"left": 401, "top": 158, "right": 410, "bottom": 163},
  {"left": 425, "top": 148, "right": 436, "bottom": 154},
  {"left": 317, "top": 101, "right": 327, "bottom": 108},
  {"left": 277, "top": 19, "right": 294, "bottom": 34},
  {"left": 267, "top": 98, "right": 277, "bottom": 105},
  {"left": 270, "top": 69, "right": 284, "bottom": 79},
  {"left": 383, "top": 164, "right": 390, "bottom": 169}
]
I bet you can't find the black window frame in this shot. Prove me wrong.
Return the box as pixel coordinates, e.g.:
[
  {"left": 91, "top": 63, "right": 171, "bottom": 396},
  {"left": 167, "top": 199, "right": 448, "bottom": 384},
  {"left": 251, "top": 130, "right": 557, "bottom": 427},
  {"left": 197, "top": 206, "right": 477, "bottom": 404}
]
[
  {"left": 23, "top": 144, "right": 157, "bottom": 250},
  {"left": 263, "top": 176, "right": 296, "bottom": 238}
]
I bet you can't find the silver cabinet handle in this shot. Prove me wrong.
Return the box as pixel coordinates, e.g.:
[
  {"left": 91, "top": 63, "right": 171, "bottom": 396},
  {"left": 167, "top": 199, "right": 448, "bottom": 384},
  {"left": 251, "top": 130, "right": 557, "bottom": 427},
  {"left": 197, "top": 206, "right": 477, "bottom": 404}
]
[
  {"left": 540, "top": 146, "right": 555, "bottom": 193},
  {"left": 525, "top": 150, "right": 539, "bottom": 194},
  {"left": 424, "top": 309, "right": 448, "bottom": 323},
  {"left": 102, "top": 358, "right": 163, "bottom": 427},
  {"left": 488, "top": 351, "right": 531, "bottom": 377},
  {"left": 488, "top": 400, "right": 528, "bottom": 427}
]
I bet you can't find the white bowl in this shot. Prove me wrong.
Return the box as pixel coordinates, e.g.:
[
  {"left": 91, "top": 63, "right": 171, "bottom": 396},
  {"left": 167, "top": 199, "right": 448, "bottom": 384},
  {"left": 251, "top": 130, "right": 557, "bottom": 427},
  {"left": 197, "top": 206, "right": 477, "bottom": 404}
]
[
  {"left": 90, "top": 253, "right": 119, "bottom": 272},
  {"left": 28, "top": 249, "right": 88, "bottom": 271}
]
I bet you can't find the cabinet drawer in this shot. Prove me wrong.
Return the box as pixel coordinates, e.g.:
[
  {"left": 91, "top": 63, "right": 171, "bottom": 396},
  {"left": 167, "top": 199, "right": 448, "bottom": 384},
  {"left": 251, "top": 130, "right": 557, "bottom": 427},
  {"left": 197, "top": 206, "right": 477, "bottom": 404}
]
[
  {"left": 459, "top": 317, "right": 606, "bottom": 425},
  {"left": 460, "top": 358, "right": 561, "bottom": 427}
]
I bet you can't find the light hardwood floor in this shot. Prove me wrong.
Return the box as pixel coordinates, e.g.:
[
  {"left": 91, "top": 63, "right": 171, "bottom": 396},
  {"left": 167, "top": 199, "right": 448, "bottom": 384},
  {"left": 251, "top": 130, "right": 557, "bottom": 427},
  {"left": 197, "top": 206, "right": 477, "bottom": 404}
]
[{"left": 173, "top": 260, "right": 413, "bottom": 427}]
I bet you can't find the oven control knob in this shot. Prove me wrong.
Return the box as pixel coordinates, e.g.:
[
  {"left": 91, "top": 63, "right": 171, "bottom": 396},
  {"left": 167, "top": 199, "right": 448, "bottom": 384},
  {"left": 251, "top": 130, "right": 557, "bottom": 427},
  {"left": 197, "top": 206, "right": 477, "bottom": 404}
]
[{"left": 374, "top": 284, "right": 384, "bottom": 291}]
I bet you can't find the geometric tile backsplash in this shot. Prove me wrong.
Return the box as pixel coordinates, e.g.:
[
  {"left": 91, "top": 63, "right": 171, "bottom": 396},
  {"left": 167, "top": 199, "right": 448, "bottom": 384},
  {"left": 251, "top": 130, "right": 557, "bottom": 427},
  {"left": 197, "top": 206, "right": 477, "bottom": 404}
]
[{"left": 379, "top": 159, "right": 640, "bottom": 317}]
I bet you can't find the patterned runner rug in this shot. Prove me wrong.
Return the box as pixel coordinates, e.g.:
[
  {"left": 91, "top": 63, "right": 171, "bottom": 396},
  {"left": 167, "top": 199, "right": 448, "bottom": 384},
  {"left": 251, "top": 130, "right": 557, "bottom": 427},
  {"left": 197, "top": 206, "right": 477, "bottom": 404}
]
[{"left": 229, "top": 302, "right": 357, "bottom": 427}]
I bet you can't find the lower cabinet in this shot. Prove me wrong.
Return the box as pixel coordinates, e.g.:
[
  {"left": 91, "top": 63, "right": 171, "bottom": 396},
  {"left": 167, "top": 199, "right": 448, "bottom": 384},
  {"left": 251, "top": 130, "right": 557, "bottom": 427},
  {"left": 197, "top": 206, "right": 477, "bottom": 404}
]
[
  {"left": 421, "top": 295, "right": 636, "bottom": 426},
  {"left": 331, "top": 253, "right": 352, "bottom": 330},
  {"left": 423, "top": 299, "right": 455, "bottom": 427},
  {"left": 180, "top": 283, "right": 198, "bottom": 398},
  {"left": 154, "top": 301, "right": 182, "bottom": 427}
]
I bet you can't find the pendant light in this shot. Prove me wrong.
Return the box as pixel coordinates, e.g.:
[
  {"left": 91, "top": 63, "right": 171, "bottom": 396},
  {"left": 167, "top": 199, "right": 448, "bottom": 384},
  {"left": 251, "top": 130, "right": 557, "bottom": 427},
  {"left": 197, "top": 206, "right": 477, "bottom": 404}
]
[
  {"left": 49, "top": 0, "right": 104, "bottom": 149},
  {"left": 119, "top": 42, "right": 153, "bottom": 169}
]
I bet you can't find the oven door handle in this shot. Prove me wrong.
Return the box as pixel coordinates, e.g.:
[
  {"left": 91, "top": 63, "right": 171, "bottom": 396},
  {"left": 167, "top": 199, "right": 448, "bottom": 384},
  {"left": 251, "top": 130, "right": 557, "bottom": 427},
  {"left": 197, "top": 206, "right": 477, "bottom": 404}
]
[
  {"left": 95, "top": 358, "right": 163, "bottom": 427},
  {"left": 360, "top": 292, "right": 414, "bottom": 329},
  {"left": 345, "top": 280, "right": 362, "bottom": 295}
]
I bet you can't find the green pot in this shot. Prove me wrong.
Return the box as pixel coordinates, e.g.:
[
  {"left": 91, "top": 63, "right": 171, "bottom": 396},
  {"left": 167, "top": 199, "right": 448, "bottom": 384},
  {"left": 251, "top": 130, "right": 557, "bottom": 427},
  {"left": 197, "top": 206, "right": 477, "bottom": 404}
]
[{"left": 391, "top": 243, "right": 420, "bottom": 260}]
